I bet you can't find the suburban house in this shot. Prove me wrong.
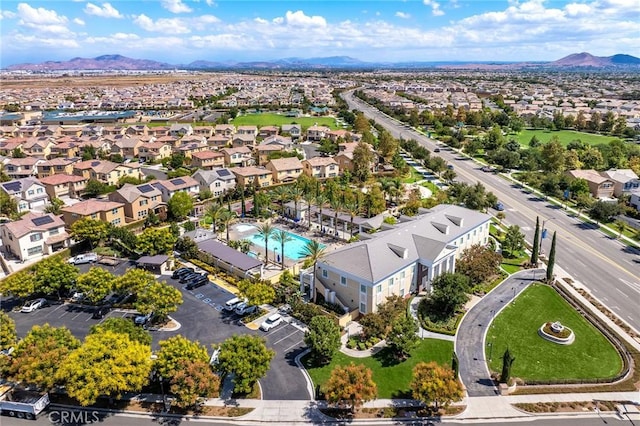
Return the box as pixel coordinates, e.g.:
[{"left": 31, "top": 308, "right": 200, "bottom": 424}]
[
  {"left": 0, "top": 177, "right": 49, "bottom": 213},
  {"left": 169, "top": 124, "right": 193, "bottom": 137},
  {"left": 303, "top": 204, "right": 491, "bottom": 315},
  {"left": 190, "top": 150, "right": 225, "bottom": 170},
  {"left": 49, "top": 141, "right": 81, "bottom": 158},
  {"left": 192, "top": 168, "right": 237, "bottom": 198},
  {"left": 302, "top": 157, "right": 339, "bottom": 179},
  {"left": 151, "top": 176, "right": 200, "bottom": 202},
  {"left": 600, "top": 169, "right": 640, "bottom": 197},
  {"left": 566, "top": 170, "right": 615, "bottom": 199},
  {"left": 281, "top": 124, "right": 302, "bottom": 141},
  {"left": 629, "top": 189, "right": 640, "bottom": 212},
  {"left": 110, "top": 138, "right": 143, "bottom": 159},
  {"left": 232, "top": 134, "right": 256, "bottom": 147},
  {"left": 138, "top": 142, "right": 172, "bottom": 162},
  {"left": 178, "top": 142, "right": 209, "bottom": 159},
  {"left": 0, "top": 212, "right": 70, "bottom": 262},
  {"left": 22, "top": 138, "right": 55, "bottom": 158},
  {"left": 61, "top": 199, "right": 126, "bottom": 227},
  {"left": 35, "top": 158, "right": 78, "bottom": 178},
  {"left": 236, "top": 125, "right": 258, "bottom": 139},
  {"left": 108, "top": 183, "right": 166, "bottom": 221},
  {"left": 254, "top": 145, "right": 285, "bottom": 166},
  {"left": 306, "top": 124, "right": 331, "bottom": 142},
  {"left": 208, "top": 135, "right": 231, "bottom": 149},
  {"left": 73, "top": 160, "right": 141, "bottom": 186},
  {"left": 266, "top": 157, "right": 304, "bottom": 183},
  {"left": 4, "top": 157, "right": 43, "bottom": 179},
  {"left": 260, "top": 135, "right": 294, "bottom": 150},
  {"left": 38, "top": 173, "right": 88, "bottom": 200},
  {"left": 231, "top": 166, "right": 273, "bottom": 189},
  {"left": 327, "top": 130, "right": 362, "bottom": 143},
  {"left": 0, "top": 139, "right": 25, "bottom": 156},
  {"left": 258, "top": 126, "right": 279, "bottom": 138},
  {"left": 221, "top": 146, "right": 253, "bottom": 167}
]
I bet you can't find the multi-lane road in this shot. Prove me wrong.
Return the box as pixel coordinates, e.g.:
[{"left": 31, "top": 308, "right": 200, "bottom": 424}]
[{"left": 343, "top": 91, "right": 640, "bottom": 332}]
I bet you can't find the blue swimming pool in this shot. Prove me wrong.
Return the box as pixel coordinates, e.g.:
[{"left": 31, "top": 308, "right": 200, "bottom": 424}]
[{"left": 247, "top": 228, "right": 324, "bottom": 260}]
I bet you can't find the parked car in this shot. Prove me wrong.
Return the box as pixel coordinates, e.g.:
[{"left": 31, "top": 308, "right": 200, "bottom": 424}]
[
  {"left": 70, "top": 291, "right": 85, "bottom": 303},
  {"left": 134, "top": 311, "right": 153, "bottom": 325},
  {"left": 224, "top": 297, "right": 243, "bottom": 311},
  {"left": 260, "top": 313, "right": 283, "bottom": 331},
  {"left": 434, "top": 148, "right": 441, "bottom": 152},
  {"left": 179, "top": 272, "right": 200, "bottom": 283},
  {"left": 172, "top": 267, "right": 194, "bottom": 279},
  {"left": 494, "top": 202, "right": 505, "bottom": 211},
  {"left": 186, "top": 275, "right": 208, "bottom": 290},
  {"left": 67, "top": 253, "right": 98, "bottom": 265},
  {"left": 20, "top": 298, "right": 48, "bottom": 313},
  {"left": 92, "top": 304, "right": 111, "bottom": 319},
  {"left": 234, "top": 303, "right": 257, "bottom": 316},
  {"left": 481, "top": 165, "right": 493, "bottom": 172}
]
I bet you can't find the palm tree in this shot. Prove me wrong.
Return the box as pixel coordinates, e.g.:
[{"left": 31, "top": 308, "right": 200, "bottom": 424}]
[
  {"left": 271, "top": 186, "right": 290, "bottom": 218},
  {"left": 204, "top": 202, "right": 225, "bottom": 234},
  {"left": 219, "top": 209, "right": 237, "bottom": 242},
  {"left": 256, "top": 222, "right": 275, "bottom": 264},
  {"left": 289, "top": 186, "right": 304, "bottom": 222},
  {"left": 330, "top": 198, "right": 343, "bottom": 238},
  {"left": 379, "top": 178, "right": 394, "bottom": 203},
  {"left": 315, "top": 193, "right": 327, "bottom": 233},
  {"left": 273, "top": 229, "right": 292, "bottom": 270},
  {"left": 343, "top": 201, "right": 359, "bottom": 239},
  {"left": 301, "top": 239, "right": 326, "bottom": 273},
  {"left": 303, "top": 191, "right": 315, "bottom": 229}
]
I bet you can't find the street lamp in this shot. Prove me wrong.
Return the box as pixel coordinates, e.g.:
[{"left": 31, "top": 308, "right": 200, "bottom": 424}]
[
  {"left": 539, "top": 217, "right": 555, "bottom": 255},
  {"left": 488, "top": 341, "right": 493, "bottom": 362}
]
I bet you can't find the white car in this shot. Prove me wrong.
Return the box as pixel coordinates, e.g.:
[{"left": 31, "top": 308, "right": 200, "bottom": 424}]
[
  {"left": 260, "top": 313, "right": 283, "bottom": 332},
  {"left": 234, "top": 303, "right": 257, "bottom": 316},
  {"left": 134, "top": 311, "right": 154, "bottom": 325},
  {"left": 21, "top": 298, "right": 48, "bottom": 313},
  {"left": 67, "top": 253, "right": 98, "bottom": 265}
]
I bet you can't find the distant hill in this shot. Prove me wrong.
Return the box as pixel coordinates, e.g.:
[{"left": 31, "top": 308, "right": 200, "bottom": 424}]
[
  {"left": 550, "top": 52, "right": 640, "bottom": 67},
  {"left": 5, "top": 52, "right": 640, "bottom": 71}
]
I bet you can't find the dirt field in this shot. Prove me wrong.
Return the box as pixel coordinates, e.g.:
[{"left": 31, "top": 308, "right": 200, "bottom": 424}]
[{"left": 1, "top": 74, "right": 213, "bottom": 90}]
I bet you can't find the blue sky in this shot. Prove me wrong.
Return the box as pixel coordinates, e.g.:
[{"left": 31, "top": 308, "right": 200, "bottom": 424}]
[{"left": 1, "top": 0, "right": 638, "bottom": 66}]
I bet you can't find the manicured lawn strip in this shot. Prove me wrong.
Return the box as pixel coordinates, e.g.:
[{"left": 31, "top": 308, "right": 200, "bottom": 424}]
[
  {"left": 487, "top": 284, "right": 622, "bottom": 381},
  {"left": 303, "top": 339, "right": 453, "bottom": 399},
  {"left": 501, "top": 254, "right": 529, "bottom": 274},
  {"left": 231, "top": 113, "right": 340, "bottom": 129},
  {"left": 511, "top": 129, "right": 617, "bottom": 148}
]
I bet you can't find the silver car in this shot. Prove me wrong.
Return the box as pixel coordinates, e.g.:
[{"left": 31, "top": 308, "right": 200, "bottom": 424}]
[{"left": 21, "top": 298, "right": 48, "bottom": 313}]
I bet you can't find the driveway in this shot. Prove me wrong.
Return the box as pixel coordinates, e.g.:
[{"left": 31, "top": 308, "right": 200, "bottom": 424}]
[{"left": 456, "top": 268, "right": 544, "bottom": 396}]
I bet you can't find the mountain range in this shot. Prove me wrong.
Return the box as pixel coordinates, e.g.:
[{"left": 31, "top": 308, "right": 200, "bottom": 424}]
[{"left": 5, "top": 52, "right": 640, "bottom": 71}]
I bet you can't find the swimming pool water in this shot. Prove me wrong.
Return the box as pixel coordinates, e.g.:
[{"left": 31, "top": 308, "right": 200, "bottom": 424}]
[{"left": 248, "top": 229, "right": 324, "bottom": 260}]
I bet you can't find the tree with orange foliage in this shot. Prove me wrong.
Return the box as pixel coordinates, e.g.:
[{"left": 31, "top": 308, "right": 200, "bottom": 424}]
[
  {"left": 323, "top": 363, "right": 377, "bottom": 413},
  {"left": 410, "top": 361, "right": 463, "bottom": 410}
]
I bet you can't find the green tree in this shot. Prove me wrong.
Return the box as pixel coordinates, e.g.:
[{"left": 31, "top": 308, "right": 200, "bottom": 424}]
[
  {"left": 500, "top": 347, "right": 516, "bottom": 383},
  {"left": 323, "top": 363, "right": 377, "bottom": 413},
  {"left": 170, "top": 360, "right": 221, "bottom": 409},
  {"left": 300, "top": 239, "right": 326, "bottom": 271},
  {"left": 70, "top": 217, "right": 110, "bottom": 248},
  {"left": 134, "top": 281, "right": 183, "bottom": 321},
  {"left": 530, "top": 216, "right": 540, "bottom": 266},
  {"left": 175, "top": 236, "right": 199, "bottom": 259},
  {"left": 237, "top": 279, "right": 276, "bottom": 307},
  {"left": 410, "top": 362, "right": 463, "bottom": 410},
  {"left": 0, "top": 191, "right": 18, "bottom": 217},
  {"left": 114, "top": 268, "right": 156, "bottom": 296},
  {"left": 155, "top": 335, "right": 209, "bottom": 378},
  {"left": 256, "top": 222, "right": 275, "bottom": 264},
  {"left": 502, "top": 225, "right": 525, "bottom": 258},
  {"left": 90, "top": 317, "right": 152, "bottom": 346},
  {"left": 75, "top": 267, "right": 115, "bottom": 304},
  {"left": 10, "top": 325, "right": 80, "bottom": 390},
  {"left": 540, "top": 138, "right": 566, "bottom": 173},
  {"left": 387, "top": 314, "right": 419, "bottom": 360},
  {"left": 169, "top": 153, "right": 186, "bottom": 169},
  {"left": 614, "top": 219, "right": 626, "bottom": 239},
  {"left": 589, "top": 200, "right": 621, "bottom": 223},
  {"left": 217, "top": 335, "right": 275, "bottom": 394},
  {"left": 136, "top": 227, "right": 177, "bottom": 255},
  {"left": 57, "top": 330, "right": 152, "bottom": 406},
  {"left": 546, "top": 231, "right": 557, "bottom": 282},
  {"left": 168, "top": 191, "right": 194, "bottom": 220},
  {"left": 272, "top": 229, "right": 292, "bottom": 270},
  {"left": 33, "top": 257, "right": 79, "bottom": 298},
  {"left": 304, "top": 316, "right": 341, "bottom": 365},
  {"left": 0, "top": 270, "right": 35, "bottom": 299},
  {"left": 455, "top": 244, "right": 501, "bottom": 286},
  {"left": 428, "top": 273, "right": 470, "bottom": 319},
  {"left": 0, "top": 311, "right": 16, "bottom": 350},
  {"left": 352, "top": 141, "right": 375, "bottom": 182},
  {"left": 377, "top": 130, "right": 398, "bottom": 161},
  {"left": 44, "top": 198, "right": 65, "bottom": 215},
  {"left": 364, "top": 184, "right": 386, "bottom": 216},
  {"left": 218, "top": 209, "right": 236, "bottom": 242},
  {"left": 84, "top": 179, "right": 109, "bottom": 197}
]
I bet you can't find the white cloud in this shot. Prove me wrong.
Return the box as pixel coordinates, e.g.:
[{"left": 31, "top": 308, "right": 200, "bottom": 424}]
[
  {"left": 74, "top": 18, "right": 85, "bottom": 25},
  {"left": 254, "top": 17, "right": 268, "bottom": 25},
  {"left": 423, "top": 0, "right": 444, "bottom": 16},
  {"left": 84, "top": 3, "right": 123, "bottom": 19},
  {"left": 1, "top": 10, "right": 17, "bottom": 19},
  {"left": 205, "top": 0, "right": 215, "bottom": 6},
  {"left": 17, "top": 3, "right": 68, "bottom": 25},
  {"left": 133, "top": 14, "right": 219, "bottom": 34},
  {"left": 284, "top": 10, "right": 327, "bottom": 27},
  {"left": 395, "top": 11, "right": 411, "bottom": 19},
  {"left": 161, "top": 0, "right": 192, "bottom": 14}
]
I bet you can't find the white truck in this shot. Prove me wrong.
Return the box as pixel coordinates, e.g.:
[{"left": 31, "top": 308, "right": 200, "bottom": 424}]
[
  {"left": 67, "top": 253, "right": 99, "bottom": 265},
  {"left": 0, "top": 384, "right": 50, "bottom": 420}
]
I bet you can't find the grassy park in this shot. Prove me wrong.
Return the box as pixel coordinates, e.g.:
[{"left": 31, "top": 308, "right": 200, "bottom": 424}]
[
  {"left": 512, "top": 129, "right": 617, "bottom": 148},
  {"left": 303, "top": 338, "right": 453, "bottom": 398},
  {"left": 231, "top": 113, "right": 340, "bottom": 129},
  {"left": 486, "top": 284, "right": 623, "bottom": 382}
]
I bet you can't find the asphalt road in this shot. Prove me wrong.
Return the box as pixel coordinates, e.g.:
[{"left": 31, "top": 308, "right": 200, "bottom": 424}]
[
  {"left": 456, "top": 269, "right": 543, "bottom": 396},
  {"left": 342, "top": 91, "right": 640, "bottom": 332}
]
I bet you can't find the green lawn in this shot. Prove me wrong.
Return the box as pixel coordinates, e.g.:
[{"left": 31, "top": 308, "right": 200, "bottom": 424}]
[
  {"left": 500, "top": 254, "right": 529, "bottom": 274},
  {"left": 231, "top": 113, "right": 340, "bottom": 130},
  {"left": 487, "top": 284, "right": 622, "bottom": 382},
  {"left": 303, "top": 338, "right": 453, "bottom": 398},
  {"left": 511, "top": 129, "right": 617, "bottom": 148}
]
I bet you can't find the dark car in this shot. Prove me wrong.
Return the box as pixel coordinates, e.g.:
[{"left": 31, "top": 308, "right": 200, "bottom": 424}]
[
  {"left": 494, "top": 202, "right": 505, "bottom": 211},
  {"left": 172, "top": 267, "right": 194, "bottom": 279},
  {"left": 179, "top": 272, "right": 200, "bottom": 283},
  {"left": 186, "top": 276, "right": 208, "bottom": 290},
  {"left": 92, "top": 304, "right": 112, "bottom": 319},
  {"left": 434, "top": 148, "right": 441, "bottom": 153}
]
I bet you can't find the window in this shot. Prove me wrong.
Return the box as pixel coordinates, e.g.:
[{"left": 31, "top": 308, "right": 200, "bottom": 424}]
[
  {"left": 359, "top": 302, "right": 366, "bottom": 313},
  {"left": 401, "top": 271, "right": 406, "bottom": 279},
  {"left": 340, "top": 276, "right": 347, "bottom": 286},
  {"left": 215, "top": 182, "right": 221, "bottom": 187},
  {"left": 91, "top": 214, "right": 97, "bottom": 219},
  {"left": 376, "top": 284, "right": 382, "bottom": 294},
  {"left": 49, "top": 228, "right": 59, "bottom": 236},
  {"left": 139, "top": 200, "right": 148, "bottom": 206},
  {"left": 388, "top": 278, "right": 393, "bottom": 287},
  {"left": 111, "top": 218, "right": 121, "bottom": 225},
  {"left": 322, "top": 269, "right": 328, "bottom": 278},
  {"left": 111, "top": 208, "right": 119, "bottom": 214},
  {"left": 37, "top": 188, "right": 43, "bottom": 194},
  {"left": 360, "top": 284, "right": 366, "bottom": 294},
  {"left": 30, "top": 233, "right": 43, "bottom": 242},
  {"left": 27, "top": 246, "right": 43, "bottom": 256},
  {"left": 28, "top": 190, "right": 34, "bottom": 196}
]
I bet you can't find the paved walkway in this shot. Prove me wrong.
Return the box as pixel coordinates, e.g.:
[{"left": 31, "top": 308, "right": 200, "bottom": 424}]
[{"left": 456, "top": 268, "right": 545, "bottom": 397}]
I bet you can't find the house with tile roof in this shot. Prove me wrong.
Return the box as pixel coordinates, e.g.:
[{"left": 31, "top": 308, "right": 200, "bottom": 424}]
[
  {"left": 192, "top": 168, "right": 236, "bottom": 198},
  {"left": 566, "top": 169, "right": 615, "bottom": 199},
  {"left": 266, "top": 157, "right": 304, "bottom": 183},
  {"left": 38, "top": 173, "right": 88, "bottom": 200},
  {"left": 600, "top": 169, "right": 640, "bottom": 197},
  {"left": 231, "top": 166, "right": 273, "bottom": 189},
  {"left": 108, "top": 183, "right": 166, "bottom": 221},
  {"left": 0, "top": 177, "right": 49, "bottom": 213},
  {"left": 151, "top": 176, "right": 200, "bottom": 202},
  {"left": 302, "top": 156, "right": 339, "bottom": 179},
  {"left": 303, "top": 204, "right": 491, "bottom": 315},
  {"left": 190, "top": 150, "right": 225, "bottom": 170},
  {"left": 0, "top": 212, "right": 70, "bottom": 262},
  {"left": 61, "top": 199, "right": 126, "bottom": 227}
]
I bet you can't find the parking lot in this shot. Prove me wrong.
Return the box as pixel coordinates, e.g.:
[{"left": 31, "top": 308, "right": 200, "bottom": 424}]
[{"left": 5, "top": 259, "right": 312, "bottom": 401}]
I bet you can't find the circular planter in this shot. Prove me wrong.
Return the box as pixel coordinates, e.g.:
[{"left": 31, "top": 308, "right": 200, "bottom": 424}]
[{"left": 538, "top": 321, "right": 575, "bottom": 345}]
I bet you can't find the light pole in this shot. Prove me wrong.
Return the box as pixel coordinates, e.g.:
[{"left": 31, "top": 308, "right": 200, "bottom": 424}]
[
  {"left": 488, "top": 341, "right": 493, "bottom": 362},
  {"left": 539, "top": 217, "right": 555, "bottom": 255}
]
